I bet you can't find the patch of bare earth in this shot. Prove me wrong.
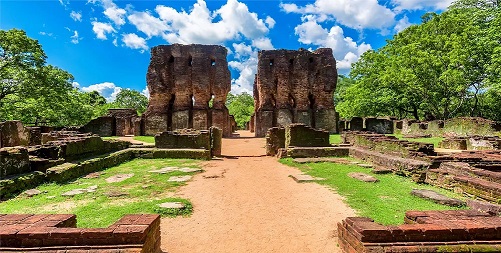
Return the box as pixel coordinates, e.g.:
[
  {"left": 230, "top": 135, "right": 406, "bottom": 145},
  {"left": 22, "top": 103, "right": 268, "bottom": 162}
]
[{"left": 161, "top": 130, "right": 355, "bottom": 252}]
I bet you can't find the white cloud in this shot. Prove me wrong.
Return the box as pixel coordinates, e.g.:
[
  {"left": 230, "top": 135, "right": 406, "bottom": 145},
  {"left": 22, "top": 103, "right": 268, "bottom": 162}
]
[
  {"left": 102, "top": 0, "right": 127, "bottom": 26},
  {"left": 39, "top": 31, "right": 53, "bottom": 37},
  {"left": 252, "top": 37, "right": 274, "bottom": 50},
  {"left": 294, "top": 19, "right": 372, "bottom": 70},
  {"left": 394, "top": 16, "right": 412, "bottom": 33},
  {"left": 72, "top": 81, "right": 80, "bottom": 88},
  {"left": 70, "top": 30, "right": 81, "bottom": 44},
  {"left": 281, "top": 0, "right": 396, "bottom": 30},
  {"left": 70, "top": 11, "right": 82, "bottom": 22},
  {"left": 82, "top": 82, "right": 122, "bottom": 101},
  {"left": 152, "top": 0, "right": 273, "bottom": 46},
  {"left": 122, "top": 33, "right": 148, "bottom": 51},
  {"left": 91, "top": 21, "right": 115, "bottom": 40},
  {"left": 128, "top": 11, "right": 170, "bottom": 38},
  {"left": 228, "top": 43, "right": 258, "bottom": 94},
  {"left": 391, "top": 0, "right": 454, "bottom": 11},
  {"left": 142, "top": 87, "right": 150, "bottom": 98},
  {"left": 112, "top": 38, "right": 118, "bottom": 46}
]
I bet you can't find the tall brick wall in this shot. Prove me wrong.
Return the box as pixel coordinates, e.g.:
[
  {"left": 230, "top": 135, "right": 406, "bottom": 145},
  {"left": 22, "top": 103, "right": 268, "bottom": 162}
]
[
  {"left": 253, "top": 48, "right": 338, "bottom": 137},
  {"left": 143, "top": 44, "right": 232, "bottom": 137}
]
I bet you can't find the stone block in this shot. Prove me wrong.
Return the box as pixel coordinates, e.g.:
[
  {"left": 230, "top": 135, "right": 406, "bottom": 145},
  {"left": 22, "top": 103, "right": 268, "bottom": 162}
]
[
  {"left": 295, "top": 111, "right": 312, "bottom": 126},
  {"left": 210, "top": 126, "right": 222, "bottom": 157},
  {"left": 315, "top": 108, "right": 338, "bottom": 133},
  {"left": 27, "top": 127, "right": 42, "bottom": 146},
  {"left": 255, "top": 110, "right": 274, "bottom": 137},
  {"left": 0, "top": 121, "right": 30, "bottom": 147},
  {"left": 193, "top": 110, "right": 208, "bottom": 130},
  {"left": 172, "top": 110, "right": 190, "bottom": 130},
  {"left": 0, "top": 147, "right": 31, "bottom": 179},
  {"left": 285, "top": 124, "right": 330, "bottom": 148},
  {"left": 277, "top": 109, "right": 293, "bottom": 127},
  {"left": 266, "top": 127, "right": 286, "bottom": 156},
  {"left": 365, "top": 118, "right": 393, "bottom": 134},
  {"left": 155, "top": 129, "right": 211, "bottom": 150},
  {"left": 79, "top": 116, "right": 114, "bottom": 137},
  {"left": 350, "top": 117, "right": 363, "bottom": 131},
  {"left": 143, "top": 114, "right": 168, "bottom": 136}
]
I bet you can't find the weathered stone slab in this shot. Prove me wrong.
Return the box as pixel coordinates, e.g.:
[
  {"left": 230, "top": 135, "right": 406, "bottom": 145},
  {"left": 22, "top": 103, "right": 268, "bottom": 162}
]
[
  {"left": 24, "top": 189, "right": 41, "bottom": 197},
  {"left": 105, "top": 173, "right": 134, "bottom": 183},
  {"left": 178, "top": 167, "right": 203, "bottom": 173},
  {"left": 61, "top": 185, "right": 97, "bottom": 197},
  {"left": 158, "top": 202, "right": 185, "bottom": 209},
  {"left": 168, "top": 175, "right": 192, "bottom": 182},
  {"left": 290, "top": 174, "right": 324, "bottom": 183},
  {"left": 411, "top": 189, "right": 465, "bottom": 207},
  {"left": 466, "top": 199, "right": 501, "bottom": 215},
  {"left": 372, "top": 167, "right": 393, "bottom": 174},
  {"left": 357, "top": 163, "right": 373, "bottom": 168},
  {"left": 348, "top": 172, "right": 379, "bottom": 183},
  {"left": 292, "top": 157, "right": 352, "bottom": 164}
]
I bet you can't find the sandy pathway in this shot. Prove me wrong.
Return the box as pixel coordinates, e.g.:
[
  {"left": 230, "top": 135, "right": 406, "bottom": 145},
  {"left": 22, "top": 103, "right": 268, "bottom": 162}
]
[{"left": 161, "top": 131, "right": 355, "bottom": 253}]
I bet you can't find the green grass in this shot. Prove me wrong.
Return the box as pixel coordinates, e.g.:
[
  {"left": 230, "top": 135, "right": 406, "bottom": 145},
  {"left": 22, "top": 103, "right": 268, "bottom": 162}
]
[
  {"left": 133, "top": 136, "right": 155, "bottom": 144},
  {"left": 101, "top": 136, "right": 119, "bottom": 140},
  {"left": 0, "top": 158, "right": 200, "bottom": 228},
  {"left": 280, "top": 158, "right": 465, "bottom": 225},
  {"left": 330, "top": 134, "right": 342, "bottom": 144},
  {"left": 389, "top": 134, "right": 444, "bottom": 147}
]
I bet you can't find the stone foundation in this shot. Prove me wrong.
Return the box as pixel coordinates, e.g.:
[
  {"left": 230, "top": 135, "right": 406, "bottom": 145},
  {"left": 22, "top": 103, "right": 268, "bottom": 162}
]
[
  {"left": 265, "top": 124, "right": 330, "bottom": 156},
  {"left": 0, "top": 214, "right": 161, "bottom": 253},
  {"left": 439, "top": 136, "right": 501, "bottom": 150},
  {"left": 338, "top": 210, "right": 501, "bottom": 253}
]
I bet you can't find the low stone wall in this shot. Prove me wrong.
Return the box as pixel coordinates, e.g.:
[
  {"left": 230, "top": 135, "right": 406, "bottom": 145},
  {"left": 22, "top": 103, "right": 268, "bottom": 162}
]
[
  {"left": 349, "top": 147, "right": 431, "bottom": 182},
  {"left": 426, "top": 161, "right": 501, "bottom": 203},
  {"left": 284, "top": 147, "right": 349, "bottom": 158},
  {"left": 439, "top": 136, "right": 501, "bottom": 150},
  {"left": 155, "top": 129, "right": 211, "bottom": 150},
  {"left": 0, "top": 214, "right": 161, "bottom": 252},
  {"left": 266, "top": 124, "right": 330, "bottom": 156},
  {"left": 343, "top": 131, "right": 435, "bottom": 160},
  {"left": 338, "top": 210, "right": 501, "bottom": 253},
  {"left": 402, "top": 117, "right": 501, "bottom": 137}
]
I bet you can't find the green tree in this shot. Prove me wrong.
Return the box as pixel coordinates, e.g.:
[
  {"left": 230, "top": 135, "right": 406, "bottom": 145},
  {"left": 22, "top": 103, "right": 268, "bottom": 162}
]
[
  {"left": 226, "top": 92, "right": 254, "bottom": 129},
  {"left": 113, "top": 89, "right": 149, "bottom": 114}
]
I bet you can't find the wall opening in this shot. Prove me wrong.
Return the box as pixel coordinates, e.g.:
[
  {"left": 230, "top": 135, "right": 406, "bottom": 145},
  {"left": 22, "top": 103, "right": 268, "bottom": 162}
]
[
  {"left": 167, "top": 94, "right": 175, "bottom": 131},
  {"left": 169, "top": 55, "right": 174, "bottom": 63},
  {"left": 189, "top": 94, "right": 194, "bottom": 128},
  {"left": 309, "top": 57, "right": 314, "bottom": 63},
  {"left": 188, "top": 55, "right": 193, "bottom": 66},
  {"left": 211, "top": 59, "right": 216, "bottom": 66},
  {"left": 289, "top": 59, "right": 294, "bottom": 66},
  {"left": 308, "top": 93, "right": 315, "bottom": 127},
  {"left": 208, "top": 94, "right": 215, "bottom": 109},
  {"left": 269, "top": 59, "right": 274, "bottom": 66}
]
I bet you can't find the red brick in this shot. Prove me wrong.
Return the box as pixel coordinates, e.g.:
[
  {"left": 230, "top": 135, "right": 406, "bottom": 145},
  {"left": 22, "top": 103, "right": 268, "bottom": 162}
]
[
  {"left": 113, "top": 215, "right": 142, "bottom": 226},
  {"left": 17, "top": 226, "right": 54, "bottom": 238},
  {"left": 133, "top": 214, "right": 160, "bottom": 225},
  {"left": 20, "top": 238, "right": 44, "bottom": 247},
  {"left": 18, "top": 214, "right": 50, "bottom": 225},
  {"left": 0, "top": 224, "right": 29, "bottom": 235},
  {"left": 43, "top": 214, "right": 76, "bottom": 227},
  {"left": 344, "top": 217, "right": 373, "bottom": 227},
  {"left": 352, "top": 221, "right": 392, "bottom": 243},
  {"left": 49, "top": 228, "right": 83, "bottom": 238},
  {"left": 81, "top": 228, "right": 114, "bottom": 238},
  {"left": 0, "top": 214, "right": 33, "bottom": 222}
]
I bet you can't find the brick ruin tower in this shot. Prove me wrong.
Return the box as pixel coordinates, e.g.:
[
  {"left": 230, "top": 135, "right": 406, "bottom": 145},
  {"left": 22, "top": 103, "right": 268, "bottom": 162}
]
[
  {"left": 253, "top": 48, "right": 338, "bottom": 137},
  {"left": 142, "top": 44, "right": 232, "bottom": 137}
]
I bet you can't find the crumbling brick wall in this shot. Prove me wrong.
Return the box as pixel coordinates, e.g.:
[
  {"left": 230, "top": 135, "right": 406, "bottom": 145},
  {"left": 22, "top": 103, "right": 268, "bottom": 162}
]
[
  {"left": 143, "top": 44, "right": 232, "bottom": 137},
  {"left": 253, "top": 48, "right": 338, "bottom": 137},
  {"left": 0, "top": 147, "right": 31, "bottom": 179},
  {"left": 0, "top": 214, "right": 161, "bottom": 252},
  {"left": 80, "top": 109, "right": 140, "bottom": 137}
]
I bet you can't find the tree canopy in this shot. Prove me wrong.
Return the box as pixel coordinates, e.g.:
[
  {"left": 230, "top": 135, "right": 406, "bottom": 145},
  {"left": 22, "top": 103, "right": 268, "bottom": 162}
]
[
  {"left": 0, "top": 29, "right": 148, "bottom": 126},
  {"left": 226, "top": 92, "right": 254, "bottom": 129},
  {"left": 337, "top": 0, "right": 501, "bottom": 121}
]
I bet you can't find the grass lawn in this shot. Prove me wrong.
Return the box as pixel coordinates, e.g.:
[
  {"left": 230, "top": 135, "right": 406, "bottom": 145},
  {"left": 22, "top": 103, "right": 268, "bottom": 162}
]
[
  {"left": 0, "top": 159, "right": 200, "bottom": 228},
  {"left": 280, "top": 158, "right": 465, "bottom": 225},
  {"left": 330, "top": 134, "right": 342, "bottom": 144},
  {"left": 101, "top": 136, "right": 119, "bottom": 140},
  {"left": 390, "top": 134, "right": 444, "bottom": 147},
  {"left": 134, "top": 136, "right": 155, "bottom": 144}
]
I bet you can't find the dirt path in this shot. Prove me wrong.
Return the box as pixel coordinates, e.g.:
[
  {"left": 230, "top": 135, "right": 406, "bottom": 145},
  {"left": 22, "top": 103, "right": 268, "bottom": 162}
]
[{"left": 161, "top": 130, "right": 355, "bottom": 253}]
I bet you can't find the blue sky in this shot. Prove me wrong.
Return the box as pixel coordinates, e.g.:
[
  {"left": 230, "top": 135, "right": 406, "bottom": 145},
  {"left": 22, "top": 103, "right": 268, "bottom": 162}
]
[{"left": 1, "top": 0, "right": 454, "bottom": 100}]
